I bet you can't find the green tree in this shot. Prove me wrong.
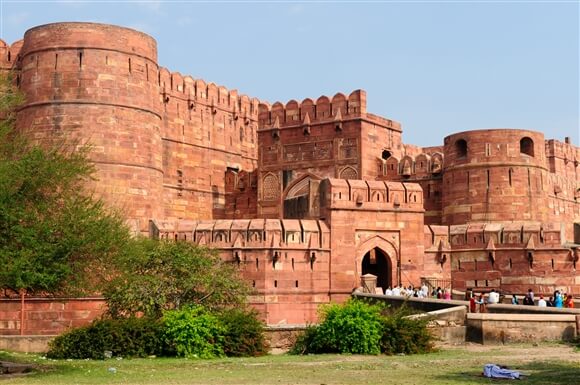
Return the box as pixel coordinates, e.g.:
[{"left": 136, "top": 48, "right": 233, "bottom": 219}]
[
  {"left": 103, "top": 239, "right": 250, "bottom": 319},
  {"left": 0, "top": 74, "right": 130, "bottom": 297}
]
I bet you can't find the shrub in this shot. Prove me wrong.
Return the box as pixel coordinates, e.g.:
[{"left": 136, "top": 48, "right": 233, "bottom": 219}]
[
  {"left": 162, "top": 306, "right": 225, "bottom": 359},
  {"left": 218, "top": 308, "right": 267, "bottom": 357},
  {"left": 292, "top": 299, "right": 384, "bottom": 355},
  {"left": 104, "top": 239, "right": 250, "bottom": 319},
  {"left": 47, "top": 317, "right": 165, "bottom": 359},
  {"left": 380, "top": 311, "right": 434, "bottom": 355},
  {"left": 289, "top": 325, "right": 319, "bottom": 355}
]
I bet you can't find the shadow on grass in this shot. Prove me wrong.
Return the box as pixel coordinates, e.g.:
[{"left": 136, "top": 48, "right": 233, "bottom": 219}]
[{"left": 436, "top": 361, "right": 580, "bottom": 385}]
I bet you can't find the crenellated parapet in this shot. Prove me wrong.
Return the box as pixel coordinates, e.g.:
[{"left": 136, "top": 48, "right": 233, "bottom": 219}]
[
  {"left": 256, "top": 90, "right": 400, "bottom": 132},
  {"left": 151, "top": 218, "right": 330, "bottom": 251},
  {"left": 319, "top": 178, "right": 424, "bottom": 212},
  {"left": 158, "top": 67, "right": 261, "bottom": 123},
  {"left": 258, "top": 91, "right": 366, "bottom": 128},
  {"left": 379, "top": 151, "right": 444, "bottom": 179},
  {"left": 448, "top": 222, "right": 565, "bottom": 248},
  {"left": 0, "top": 39, "right": 23, "bottom": 72}
]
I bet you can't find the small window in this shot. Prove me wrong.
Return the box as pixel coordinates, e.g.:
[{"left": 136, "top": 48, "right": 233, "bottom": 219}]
[
  {"left": 381, "top": 150, "right": 392, "bottom": 160},
  {"left": 456, "top": 139, "right": 467, "bottom": 158},
  {"left": 520, "top": 137, "right": 534, "bottom": 157}
]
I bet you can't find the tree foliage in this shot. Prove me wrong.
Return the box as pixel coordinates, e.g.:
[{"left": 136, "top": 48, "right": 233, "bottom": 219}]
[
  {"left": 103, "top": 239, "right": 250, "bottom": 319},
  {"left": 0, "top": 74, "right": 130, "bottom": 296}
]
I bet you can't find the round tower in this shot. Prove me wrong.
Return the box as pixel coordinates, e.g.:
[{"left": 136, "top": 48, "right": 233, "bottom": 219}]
[
  {"left": 16, "top": 22, "right": 163, "bottom": 231},
  {"left": 442, "top": 129, "right": 550, "bottom": 225}
]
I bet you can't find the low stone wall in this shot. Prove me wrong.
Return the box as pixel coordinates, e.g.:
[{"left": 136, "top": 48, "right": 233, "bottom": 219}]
[
  {"left": 353, "top": 293, "right": 469, "bottom": 313},
  {"left": 487, "top": 303, "right": 580, "bottom": 315},
  {"left": 0, "top": 297, "right": 106, "bottom": 335},
  {"left": 0, "top": 326, "right": 309, "bottom": 354},
  {"left": 466, "top": 313, "right": 579, "bottom": 344},
  {"left": 264, "top": 325, "right": 307, "bottom": 352},
  {"left": 0, "top": 336, "right": 54, "bottom": 353}
]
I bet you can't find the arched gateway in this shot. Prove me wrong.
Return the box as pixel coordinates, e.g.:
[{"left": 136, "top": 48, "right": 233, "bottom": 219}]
[{"left": 362, "top": 248, "right": 392, "bottom": 290}]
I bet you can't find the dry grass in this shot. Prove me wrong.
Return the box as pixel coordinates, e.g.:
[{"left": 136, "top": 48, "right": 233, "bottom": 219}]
[{"left": 1, "top": 342, "right": 578, "bottom": 385}]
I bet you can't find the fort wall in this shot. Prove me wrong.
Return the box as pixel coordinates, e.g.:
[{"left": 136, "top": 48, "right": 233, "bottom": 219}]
[
  {"left": 2, "top": 22, "right": 579, "bottom": 328},
  {"left": 15, "top": 23, "right": 163, "bottom": 231},
  {"left": 151, "top": 218, "right": 331, "bottom": 324},
  {"left": 10, "top": 23, "right": 263, "bottom": 229}
]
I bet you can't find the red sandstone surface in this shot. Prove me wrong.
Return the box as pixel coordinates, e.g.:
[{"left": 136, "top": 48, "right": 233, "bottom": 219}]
[{"left": 1, "top": 22, "right": 578, "bottom": 333}]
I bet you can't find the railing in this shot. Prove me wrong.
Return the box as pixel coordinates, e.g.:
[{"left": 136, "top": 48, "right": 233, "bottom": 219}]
[{"left": 421, "top": 277, "right": 452, "bottom": 294}]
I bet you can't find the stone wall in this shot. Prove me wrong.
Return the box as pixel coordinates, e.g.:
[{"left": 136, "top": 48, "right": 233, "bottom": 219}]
[
  {"left": 0, "top": 297, "right": 105, "bottom": 336},
  {"left": 466, "top": 313, "right": 579, "bottom": 344}
]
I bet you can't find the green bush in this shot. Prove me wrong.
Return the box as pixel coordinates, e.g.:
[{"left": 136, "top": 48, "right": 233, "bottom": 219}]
[
  {"left": 380, "top": 311, "right": 434, "bottom": 355},
  {"left": 289, "top": 325, "right": 319, "bottom": 355},
  {"left": 293, "top": 300, "right": 384, "bottom": 355},
  {"left": 218, "top": 308, "right": 267, "bottom": 357},
  {"left": 47, "top": 317, "right": 166, "bottom": 359},
  {"left": 162, "top": 306, "right": 225, "bottom": 359},
  {"left": 291, "top": 300, "right": 435, "bottom": 356}
]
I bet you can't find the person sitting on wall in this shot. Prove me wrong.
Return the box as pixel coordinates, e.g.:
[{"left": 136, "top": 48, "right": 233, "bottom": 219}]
[
  {"left": 564, "top": 294, "right": 574, "bottom": 308},
  {"left": 435, "top": 287, "right": 442, "bottom": 299},
  {"left": 421, "top": 283, "right": 429, "bottom": 298},
  {"left": 487, "top": 289, "right": 499, "bottom": 305},
  {"left": 392, "top": 285, "right": 401, "bottom": 296},
  {"left": 537, "top": 295, "right": 547, "bottom": 307},
  {"left": 554, "top": 291, "right": 563, "bottom": 308},
  {"left": 475, "top": 294, "right": 486, "bottom": 313},
  {"left": 527, "top": 288, "right": 534, "bottom": 302},
  {"left": 443, "top": 289, "right": 451, "bottom": 300},
  {"left": 546, "top": 296, "right": 554, "bottom": 307},
  {"left": 523, "top": 293, "right": 534, "bottom": 305},
  {"left": 385, "top": 286, "right": 393, "bottom": 296},
  {"left": 511, "top": 294, "right": 519, "bottom": 305},
  {"left": 469, "top": 294, "right": 477, "bottom": 313}
]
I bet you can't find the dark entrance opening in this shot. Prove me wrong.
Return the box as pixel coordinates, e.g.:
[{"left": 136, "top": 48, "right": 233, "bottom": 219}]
[{"left": 362, "top": 248, "right": 391, "bottom": 290}]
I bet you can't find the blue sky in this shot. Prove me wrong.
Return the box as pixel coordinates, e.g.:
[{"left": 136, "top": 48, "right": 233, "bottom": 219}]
[{"left": 1, "top": 0, "right": 578, "bottom": 147}]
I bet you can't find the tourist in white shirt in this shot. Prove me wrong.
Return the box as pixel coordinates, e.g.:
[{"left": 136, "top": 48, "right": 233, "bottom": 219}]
[
  {"left": 488, "top": 289, "right": 500, "bottom": 304},
  {"left": 385, "top": 287, "right": 393, "bottom": 296},
  {"left": 392, "top": 286, "right": 401, "bottom": 296},
  {"left": 537, "top": 295, "right": 547, "bottom": 307}
]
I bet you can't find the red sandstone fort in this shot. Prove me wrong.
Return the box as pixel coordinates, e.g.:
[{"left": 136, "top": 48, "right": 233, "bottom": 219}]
[{"left": 2, "top": 23, "right": 579, "bottom": 325}]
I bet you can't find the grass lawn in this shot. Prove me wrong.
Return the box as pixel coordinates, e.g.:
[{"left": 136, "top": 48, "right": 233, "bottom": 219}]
[{"left": 1, "top": 343, "right": 578, "bottom": 385}]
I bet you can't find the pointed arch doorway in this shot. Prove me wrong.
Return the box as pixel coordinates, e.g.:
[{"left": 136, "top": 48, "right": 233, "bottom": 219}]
[{"left": 362, "top": 248, "right": 392, "bottom": 290}]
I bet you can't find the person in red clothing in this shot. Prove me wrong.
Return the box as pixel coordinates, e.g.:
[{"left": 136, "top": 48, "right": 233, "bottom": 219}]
[{"left": 564, "top": 294, "right": 575, "bottom": 308}]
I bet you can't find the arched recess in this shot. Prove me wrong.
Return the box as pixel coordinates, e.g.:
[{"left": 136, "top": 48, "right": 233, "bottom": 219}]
[
  {"left": 520, "top": 137, "right": 534, "bottom": 157},
  {"left": 356, "top": 236, "right": 399, "bottom": 290},
  {"left": 262, "top": 172, "right": 280, "bottom": 201},
  {"left": 282, "top": 173, "right": 322, "bottom": 219},
  {"left": 339, "top": 166, "right": 358, "bottom": 180},
  {"left": 455, "top": 139, "right": 467, "bottom": 158}
]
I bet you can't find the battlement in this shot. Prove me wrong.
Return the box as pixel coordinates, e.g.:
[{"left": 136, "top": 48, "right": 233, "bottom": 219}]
[
  {"left": 158, "top": 67, "right": 261, "bottom": 119},
  {"left": 151, "top": 218, "right": 330, "bottom": 250},
  {"left": 0, "top": 39, "right": 23, "bottom": 70},
  {"left": 319, "top": 178, "right": 423, "bottom": 211},
  {"left": 379, "top": 151, "right": 444, "bottom": 179},
  {"left": 258, "top": 90, "right": 372, "bottom": 128},
  {"left": 546, "top": 138, "right": 579, "bottom": 160},
  {"left": 448, "top": 222, "right": 565, "bottom": 248}
]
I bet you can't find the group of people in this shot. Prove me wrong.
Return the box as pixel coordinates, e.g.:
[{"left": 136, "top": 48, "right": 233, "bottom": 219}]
[
  {"left": 516, "top": 289, "right": 575, "bottom": 308},
  {"left": 384, "top": 284, "right": 452, "bottom": 300},
  {"left": 469, "top": 288, "right": 576, "bottom": 312}
]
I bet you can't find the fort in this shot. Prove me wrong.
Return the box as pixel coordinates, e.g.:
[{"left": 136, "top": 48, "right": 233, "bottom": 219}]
[{"left": 1, "top": 22, "right": 579, "bottom": 330}]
